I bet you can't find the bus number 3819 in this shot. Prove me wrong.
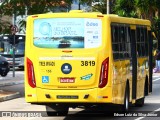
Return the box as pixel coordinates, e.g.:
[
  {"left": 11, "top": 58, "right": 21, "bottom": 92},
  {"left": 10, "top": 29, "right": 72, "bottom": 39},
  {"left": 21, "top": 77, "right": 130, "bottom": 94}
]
[{"left": 81, "top": 61, "right": 95, "bottom": 66}]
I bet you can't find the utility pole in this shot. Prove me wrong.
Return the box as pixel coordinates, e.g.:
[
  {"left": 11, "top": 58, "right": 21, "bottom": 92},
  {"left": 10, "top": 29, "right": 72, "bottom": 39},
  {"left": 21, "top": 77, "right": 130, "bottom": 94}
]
[
  {"left": 25, "top": 6, "right": 28, "bottom": 18},
  {"left": 78, "top": 0, "right": 81, "bottom": 10},
  {"left": 12, "top": 13, "right": 16, "bottom": 77},
  {"left": 107, "top": 0, "right": 110, "bottom": 14}
]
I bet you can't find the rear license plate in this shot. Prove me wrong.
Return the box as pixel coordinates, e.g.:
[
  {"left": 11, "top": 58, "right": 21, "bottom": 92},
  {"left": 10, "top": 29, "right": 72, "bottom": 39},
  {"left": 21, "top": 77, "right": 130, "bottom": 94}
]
[
  {"left": 60, "top": 77, "right": 75, "bottom": 83},
  {"left": 57, "top": 95, "right": 78, "bottom": 99}
]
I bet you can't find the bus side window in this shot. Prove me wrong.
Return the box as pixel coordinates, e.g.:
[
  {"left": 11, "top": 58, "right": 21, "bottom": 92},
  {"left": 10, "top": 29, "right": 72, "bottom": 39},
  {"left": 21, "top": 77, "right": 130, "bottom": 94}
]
[
  {"left": 136, "top": 27, "right": 141, "bottom": 57},
  {"left": 119, "top": 25, "right": 131, "bottom": 59},
  {"left": 112, "top": 24, "right": 132, "bottom": 60},
  {"left": 136, "top": 26, "right": 148, "bottom": 57},
  {"left": 111, "top": 25, "right": 119, "bottom": 60},
  {"left": 141, "top": 27, "right": 147, "bottom": 57},
  {"left": 144, "top": 28, "right": 148, "bottom": 56},
  {"left": 119, "top": 26, "right": 125, "bottom": 59},
  {"left": 125, "top": 26, "right": 131, "bottom": 58}
]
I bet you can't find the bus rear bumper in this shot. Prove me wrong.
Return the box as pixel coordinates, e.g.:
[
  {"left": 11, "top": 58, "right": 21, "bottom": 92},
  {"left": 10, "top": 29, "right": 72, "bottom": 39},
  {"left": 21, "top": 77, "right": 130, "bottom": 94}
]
[{"left": 25, "top": 87, "right": 112, "bottom": 104}]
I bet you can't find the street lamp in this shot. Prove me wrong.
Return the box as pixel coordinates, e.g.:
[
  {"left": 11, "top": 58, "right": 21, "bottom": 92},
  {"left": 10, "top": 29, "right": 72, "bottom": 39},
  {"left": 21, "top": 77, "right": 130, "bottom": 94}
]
[
  {"left": 25, "top": 6, "right": 28, "bottom": 18},
  {"left": 12, "top": 13, "right": 16, "bottom": 77}
]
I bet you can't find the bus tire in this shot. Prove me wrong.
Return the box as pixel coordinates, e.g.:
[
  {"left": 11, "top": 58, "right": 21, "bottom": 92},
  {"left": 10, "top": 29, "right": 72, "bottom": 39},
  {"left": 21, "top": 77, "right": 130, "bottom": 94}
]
[
  {"left": 46, "top": 104, "right": 69, "bottom": 116},
  {"left": 122, "top": 83, "right": 129, "bottom": 112},
  {"left": 135, "top": 97, "right": 145, "bottom": 107},
  {"left": 145, "top": 77, "right": 148, "bottom": 96},
  {"left": 1, "top": 73, "right": 7, "bottom": 77}
]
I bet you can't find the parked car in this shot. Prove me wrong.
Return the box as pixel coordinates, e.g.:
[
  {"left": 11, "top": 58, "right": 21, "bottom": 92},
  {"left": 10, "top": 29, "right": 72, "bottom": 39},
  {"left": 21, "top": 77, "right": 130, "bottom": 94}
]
[{"left": 0, "top": 56, "right": 10, "bottom": 77}]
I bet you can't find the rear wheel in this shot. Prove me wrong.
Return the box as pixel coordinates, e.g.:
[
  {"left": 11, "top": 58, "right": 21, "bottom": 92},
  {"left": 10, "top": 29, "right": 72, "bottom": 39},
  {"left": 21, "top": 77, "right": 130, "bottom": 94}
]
[
  {"left": 0, "top": 72, "right": 7, "bottom": 77},
  {"left": 46, "top": 104, "right": 69, "bottom": 116},
  {"left": 145, "top": 78, "right": 148, "bottom": 96},
  {"left": 135, "top": 97, "right": 145, "bottom": 107}
]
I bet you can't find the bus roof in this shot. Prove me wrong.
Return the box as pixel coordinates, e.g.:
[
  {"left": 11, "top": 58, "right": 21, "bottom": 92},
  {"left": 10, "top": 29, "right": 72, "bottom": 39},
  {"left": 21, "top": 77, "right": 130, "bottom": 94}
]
[
  {"left": 106, "top": 14, "right": 151, "bottom": 26},
  {"left": 28, "top": 10, "right": 151, "bottom": 26}
]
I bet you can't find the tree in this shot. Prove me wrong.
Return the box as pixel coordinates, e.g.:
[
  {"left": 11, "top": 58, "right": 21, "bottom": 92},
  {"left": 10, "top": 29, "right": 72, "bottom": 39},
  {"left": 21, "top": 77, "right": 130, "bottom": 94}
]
[
  {"left": 114, "top": 0, "right": 137, "bottom": 17},
  {"left": 0, "top": 0, "right": 72, "bottom": 34},
  {"left": 91, "top": 0, "right": 107, "bottom": 14},
  {"left": 0, "top": 17, "right": 11, "bottom": 34},
  {"left": 135, "top": 0, "right": 160, "bottom": 49},
  {"left": 89, "top": 0, "right": 115, "bottom": 14},
  {"left": 114, "top": 0, "right": 160, "bottom": 50},
  {"left": 0, "top": 0, "right": 72, "bottom": 16},
  {"left": 135, "top": 0, "right": 157, "bottom": 21}
]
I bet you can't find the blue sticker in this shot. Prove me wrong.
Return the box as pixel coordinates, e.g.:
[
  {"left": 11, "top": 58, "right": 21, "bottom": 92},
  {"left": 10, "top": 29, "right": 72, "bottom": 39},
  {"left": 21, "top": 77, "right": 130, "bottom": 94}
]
[
  {"left": 42, "top": 76, "right": 49, "bottom": 83},
  {"left": 81, "top": 73, "right": 93, "bottom": 80},
  {"left": 61, "top": 63, "right": 72, "bottom": 74}
]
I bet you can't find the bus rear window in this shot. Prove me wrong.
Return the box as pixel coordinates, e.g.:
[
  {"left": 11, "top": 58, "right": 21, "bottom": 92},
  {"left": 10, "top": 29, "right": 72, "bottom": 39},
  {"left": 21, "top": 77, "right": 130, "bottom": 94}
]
[{"left": 33, "top": 18, "right": 102, "bottom": 49}]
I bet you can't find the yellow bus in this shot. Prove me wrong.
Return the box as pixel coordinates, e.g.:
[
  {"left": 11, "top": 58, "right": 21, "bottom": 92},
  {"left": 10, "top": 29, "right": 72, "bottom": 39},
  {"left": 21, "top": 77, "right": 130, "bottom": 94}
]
[{"left": 25, "top": 10, "right": 153, "bottom": 116}]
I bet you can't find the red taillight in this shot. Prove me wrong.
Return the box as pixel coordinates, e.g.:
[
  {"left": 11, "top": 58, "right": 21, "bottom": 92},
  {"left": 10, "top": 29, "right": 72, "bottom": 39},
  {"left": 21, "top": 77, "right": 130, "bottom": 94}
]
[
  {"left": 99, "top": 57, "right": 109, "bottom": 88},
  {"left": 27, "top": 57, "right": 36, "bottom": 88}
]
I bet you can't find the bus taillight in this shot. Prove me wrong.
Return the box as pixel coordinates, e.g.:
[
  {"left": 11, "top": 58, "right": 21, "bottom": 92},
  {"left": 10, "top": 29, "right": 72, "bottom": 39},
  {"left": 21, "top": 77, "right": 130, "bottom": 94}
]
[
  {"left": 99, "top": 57, "right": 109, "bottom": 88},
  {"left": 27, "top": 57, "right": 36, "bottom": 88}
]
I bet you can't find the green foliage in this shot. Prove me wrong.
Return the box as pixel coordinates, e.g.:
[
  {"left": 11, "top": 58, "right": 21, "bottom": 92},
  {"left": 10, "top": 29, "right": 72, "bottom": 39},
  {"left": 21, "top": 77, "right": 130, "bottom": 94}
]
[
  {"left": 1, "top": 0, "right": 160, "bottom": 36},
  {"left": 91, "top": 0, "right": 115, "bottom": 14},
  {"left": 114, "top": 0, "right": 160, "bottom": 49},
  {"left": 0, "top": 0, "right": 72, "bottom": 34},
  {"left": 0, "top": 0, "right": 72, "bottom": 16},
  {"left": 92, "top": 2, "right": 106, "bottom": 14},
  {"left": 114, "top": 0, "right": 137, "bottom": 17},
  {"left": 152, "top": 17, "right": 160, "bottom": 47},
  {"left": 0, "top": 17, "right": 11, "bottom": 34}
]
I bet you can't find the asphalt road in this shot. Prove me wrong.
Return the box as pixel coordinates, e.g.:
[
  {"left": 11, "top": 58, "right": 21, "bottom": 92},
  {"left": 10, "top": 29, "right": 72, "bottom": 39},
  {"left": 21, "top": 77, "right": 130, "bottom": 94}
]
[{"left": 0, "top": 71, "right": 160, "bottom": 120}]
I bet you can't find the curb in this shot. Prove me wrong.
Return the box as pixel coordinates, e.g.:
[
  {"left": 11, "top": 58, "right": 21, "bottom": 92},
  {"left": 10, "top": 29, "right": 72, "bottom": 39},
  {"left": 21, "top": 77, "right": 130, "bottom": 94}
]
[
  {"left": 0, "top": 91, "right": 20, "bottom": 102},
  {"left": 0, "top": 80, "right": 24, "bottom": 87}
]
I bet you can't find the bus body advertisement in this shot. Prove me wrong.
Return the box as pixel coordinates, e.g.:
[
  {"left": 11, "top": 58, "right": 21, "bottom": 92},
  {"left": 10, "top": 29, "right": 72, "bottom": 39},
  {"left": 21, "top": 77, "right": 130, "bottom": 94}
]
[{"left": 25, "top": 10, "right": 153, "bottom": 116}]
